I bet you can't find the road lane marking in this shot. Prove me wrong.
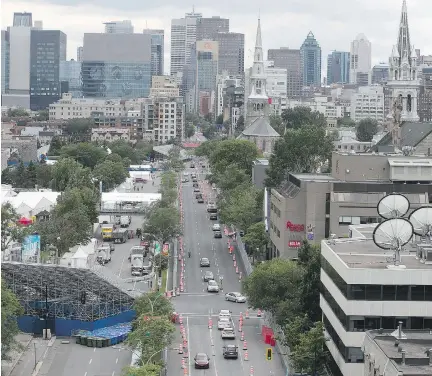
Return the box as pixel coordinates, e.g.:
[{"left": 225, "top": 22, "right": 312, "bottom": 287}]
[
  {"left": 112, "top": 372, "right": 115, "bottom": 376},
  {"left": 89, "top": 358, "right": 92, "bottom": 364},
  {"left": 84, "top": 372, "right": 87, "bottom": 376},
  {"left": 93, "top": 348, "right": 96, "bottom": 352},
  {"left": 116, "top": 358, "right": 118, "bottom": 363},
  {"left": 118, "top": 251, "right": 128, "bottom": 277},
  {"left": 187, "top": 316, "right": 191, "bottom": 376}
]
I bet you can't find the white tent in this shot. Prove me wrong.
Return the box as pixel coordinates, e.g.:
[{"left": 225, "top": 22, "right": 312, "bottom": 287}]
[
  {"left": 80, "top": 239, "right": 98, "bottom": 255},
  {"left": 3, "top": 191, "right": 60, "bottom": 218},
  {"left": 71, "top": 247, "right": 88, "bottom": 269},
  {"left": 59, "top": 252, "right": 74, "bottom": 267}
]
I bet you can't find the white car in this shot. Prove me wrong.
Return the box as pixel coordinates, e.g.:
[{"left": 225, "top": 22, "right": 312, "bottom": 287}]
[
  {"left": 207, "top": 280, "right": 219, "bottom": 293},
  {"left": 221, "top": 328, "right": 236, "bottom": 339},
  {"left": 212, "top": 224, "right": 221, "bottom": 231},
  {"left": 225, "top": 292, "right": 247, "bottom": 303},
  {"left": 217, "top": 317, "right": 230, "bottom": 330},
  {"left": 218, "top": 309, "right": 232, "bottom": 320}
]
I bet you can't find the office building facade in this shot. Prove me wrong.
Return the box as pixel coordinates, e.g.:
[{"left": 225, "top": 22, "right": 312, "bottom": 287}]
[
  {"left": 77, "top": 46, "right": 83, "bottom": 62},
  {"left": 300, "top": 32, "right": 322, "bottom": 87},
  {"left": 268, "top": 48, "right": 302, "bottom": 98},
  {"left": 30, "top": 30, "right": 67, "bottom": 110},
  {"left": 351, "top": 86, "right": 386, "bottom": 124},
  {"left": 1, "top": 30, "right": 10, "bottom": 94},
  {"left": 60, "top": 60, "right": 82, "bottom": 98},
  {"left": 81, "top": 33, "right": 151, "bottom": 98},
  {"left": 349, "top": 34, "right": 371, "bottom": 85},
  {"left": 327, "top": 51, "right": 350, "bottom": 85},
  {"left": 196, "top": 16, "right": 229, "bottom": 40},
  {"left": 8, "top": 25, "right": 32, "bottom": 93},
  {"left": 215, "top": 32, "right": 244, "bottom": 75},
  {"left": 371, "top": 63, "right": 389, "bottom": 85},
  {"left": 104, "top": 20, "right": 133, "bottom": 34},
  {"left": 143, "top": 29, "right": 164, "bottom": 76},
  {"left": 13, "top": 12, "right": 32, "bottom": 27}
]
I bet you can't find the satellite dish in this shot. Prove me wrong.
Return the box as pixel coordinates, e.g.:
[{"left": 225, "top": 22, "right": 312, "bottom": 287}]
[
  {"left": 377, "top": 193, "right": 410, "bottom": 219},
  {"left": 373, "top": 218, "right": 413, "bottom": 266},
  {"left": 409, "top": 207, "right": 432, "bottom": 238}
]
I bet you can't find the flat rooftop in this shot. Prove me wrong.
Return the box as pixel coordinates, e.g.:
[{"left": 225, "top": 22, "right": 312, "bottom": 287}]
[
  {"left": 324, "top": 238, "right": 432, "bottom": 270},
  {"left": 291, "top": 173, "right": 337, "bottom": 182}
]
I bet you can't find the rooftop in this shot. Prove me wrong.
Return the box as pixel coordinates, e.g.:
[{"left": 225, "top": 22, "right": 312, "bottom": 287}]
[
  {"left": 371, "top": 122, "right": 432, "bottom": 150},
  {"left": 239, "top": 116, "right": 280, "bottom": 138},
  {"left": 291, "top": 173, "right": 337, "bottom": 182}
]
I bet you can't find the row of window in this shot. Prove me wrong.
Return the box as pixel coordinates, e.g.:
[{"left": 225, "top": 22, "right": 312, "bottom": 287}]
[
  {"left": 270, "top": 202, "right": 281, "bottom": 217},
  {"left": 321, "top": 283, "right": 432, "bottom": 331},
  {"left": 321, "top": 256, "right": 432, "bottom": 301},
  {"left": 338, "top": 216, "right": 382, "bottom": 225},
  {"left": 269, "top": 220, "right": 281, "bottom": 238}
]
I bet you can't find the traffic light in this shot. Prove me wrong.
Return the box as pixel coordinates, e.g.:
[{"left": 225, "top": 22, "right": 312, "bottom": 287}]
[{"left": 266, "top": 348, "right": 272, "bottom": 361}]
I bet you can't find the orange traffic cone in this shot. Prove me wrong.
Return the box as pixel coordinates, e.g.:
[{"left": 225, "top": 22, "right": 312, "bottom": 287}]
[
  {"left": 181, "top": 358, "right": 186, "bottom": 369},
  {"left": 244, "top": 350, "right": 249, "bottom": 361},
  {"left": 249, "top": 366, "right": 254, "bottom": 375},
  {"left": 184, "top": 366, "right": 188, "bottom": 375},
  {"left": 245, "top": 309, "right": 249, "bottom": 319},
  {"left": 257, "top": 309, "right": 262, "bottom": 317},
  {"left": 243, "top": 340, "right": 248, "bottom": 350},
  {"left": 208, "top": 318, "right": 213, "bottom": 329},
  {"left": 240, "top": 331, "right": 245, "bottom": 341},
  {"left": 178, "top": 344, "right": 183, "bottom": 354}
]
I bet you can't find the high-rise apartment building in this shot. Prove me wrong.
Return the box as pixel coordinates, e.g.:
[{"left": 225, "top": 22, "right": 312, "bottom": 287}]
[
  {"left": 371, "top": 63, "right": 389, "bottom": 85},
  {"left": 81, "top": 33, "right": 151, "bottom": 98},
  {"left": 196, "top": 16, "right": 229, "bottom": 40},
  {"left": 13, "top": 12, "right": 32, "bottom": 27},
  {"left": 103, "top": 20, "right": 133, "bottom": 34},
  {"left": 1, "top": 30, "right": 10, "bottom": 94},
  {"left": 30, "top": 30, "right": 67, "bottom": 110},
  {"left": 143, "top": 29, "right": 164, "bottom": 76},
  {"left": 300, "top": 32, "right": 322, "bottom": 87},
  {"left": 327, "top": 51, "right": 350, "bottom": 85},
  {"left": 351, "top": 86, "right": 386, "bottom": 124},
  {"left": 77, "top": 46, "right": 83, "bottom": 62},
  {"left": 349, "top": 34, "right": 371, "bottom": 84},
  {"left": 170, "top": 11, "right": 202, "bottom": 76},
  {"left": 60, "top": 60, "right": 82, "bottom": 98},
  {"left": 153, "top": 97, "right": 185, "bottom": 143},
  {"left": 214, "top": 32, "right": 244, "bottom": 75},
  {"left": 268, "top": 48, "right": 302, "bottom": 98}
]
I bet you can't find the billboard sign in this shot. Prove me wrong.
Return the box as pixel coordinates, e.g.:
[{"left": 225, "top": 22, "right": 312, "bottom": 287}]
[{"left": 22, "top": 234, "right": 41, "bottom": 263}]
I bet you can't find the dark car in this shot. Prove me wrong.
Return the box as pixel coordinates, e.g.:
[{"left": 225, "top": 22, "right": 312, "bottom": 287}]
[
  {"left": 194, "top": 353, "right": 210, "bottom": 369},
  {"left": 190, "top": 164, "right": 195, "bottom": 168},
  {"left": 222, "top": 345, "right": 238, "bottom": 359},
  {"left": 193, "top": 183, "right": 199, "bottom": 188},
  {"left": 196, "top": 194, "right": 203, "bottom": 200},
  {"left": 214, "top": 230, "right": 222, "bottom": 238},
  {"left": 197, "top": 198, "right": 204, "bottom": 203},
  {"left": 209, "top": 213, "right": 218, "bottom": 220},
  {"left": 200, "top": 257, "right": 210, "bottom": 267}
]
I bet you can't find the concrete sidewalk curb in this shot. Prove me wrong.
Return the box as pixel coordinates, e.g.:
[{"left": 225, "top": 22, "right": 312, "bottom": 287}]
[
  {"left": 4, "top": 336, "right": 33, "bottom": 376},
  {"left": 31, "top": 361, "right": 42, "bottom": 376}
]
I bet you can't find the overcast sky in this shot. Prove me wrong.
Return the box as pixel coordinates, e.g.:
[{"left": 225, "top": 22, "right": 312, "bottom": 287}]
[{"left": 2, "top": 0, "right": 431, "bottom": 75}]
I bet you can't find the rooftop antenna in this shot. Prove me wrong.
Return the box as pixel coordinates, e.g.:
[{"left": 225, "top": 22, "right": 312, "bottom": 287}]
[
  {"left": 377, "top": 193, "right": 410, "bottom": 219},
  {"left": 409, "top": 207, "right": 432, "bottom": 241}
]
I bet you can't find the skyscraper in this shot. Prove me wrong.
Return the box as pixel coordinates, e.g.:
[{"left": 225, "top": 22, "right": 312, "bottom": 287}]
[
  {"left": 13, "top": 12, "right": 32, "bottom": 27},
  {"left": 349, "top": 34, "right": 371, "bottom": 84},
  {"left": 300, "top": 32, "right": 322, "bottom": 87},
  {"left": 1, "top": 30, "right": 10, "bottom": 94},
  {"left": 268, "top": 47, "right": 302, "bottom": 98},
  {"left": 143, "top": 29, "right": 164, "bottom": 76},
  {"left": 196, "top": 16, "right": 229, "bottom": 40},
  {"left": 103, "top": 20, "right": 133, "bottom": 34},
  {"left": 387, "top": 0, "right": 420, "bottom": 122},
  {"left": 30, "top": 30, "right": 67, "bottom": 110},
  {"left": 81, "top": 33, "right": 151, "bottom": 98},
  {"left": 60, "top": 60, "right": 82, "bottom": 98},
  {"left": 371, "top": 63, "right": 389, "bottom": 85},
  {"left": 170, "top": 11, "right": 202, "bottom": 76},
  {"left": 214, "top": 32, "right": 244, "bottom": 75},
  {"left": 326, "top": 51, "right": 350, "bottom": 84},
  {"left": 77, "top": 46, "right": 83, "bottom": 62}
]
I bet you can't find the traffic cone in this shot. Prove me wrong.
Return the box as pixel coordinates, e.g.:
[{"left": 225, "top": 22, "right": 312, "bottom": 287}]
[
  {"left": 178, "top": 344, "right": 183, "bottom": 354},
  {"left": 238, "top": 323, "right": 242, "bottom": 332},
  {"left": 244, "top": 350, "right": 248, "bottom": 360},
  {"left": 179, "top": 315, "right": 183, "bottom": 324},
  {"left": 240, "top": 312, "right": 243, "bottom": 320},
  {"left": 240, "top": 331, "right": 245, "bottom": 341},
  {"left": 184, "top": 366, "right": 188, "bottom": 375},
  {"left": 234, "top": 260, "right": 237, "bottom": 268},
  {"left": 180, "top": 324, "right": 184, "bottom": 331},
  {"left": 249, "top": 366, "right": 254, "bottom": 376},
  {"left": 233, "top": 254, "right": 236, "bottom": 261},
  {"left": 208, "top": 318, "right": 213, "bottom": 329},
  {"left": 243, "top": 340, "right": 247, "bottom": 350},
  {"left": 236, "top": 266, "right": 239, "bottom": 274},
  {"left": 239, "top": 272, "right": 242, "bottom": 281},
  {"left": 257, "top": 309, "right": 262, "bottom": 317},
  {"left": 181, "top": 358, "right": 186, "bottom": 369},
  {"left": 245, "top": 309, "right": 249, "bottom": 319}
]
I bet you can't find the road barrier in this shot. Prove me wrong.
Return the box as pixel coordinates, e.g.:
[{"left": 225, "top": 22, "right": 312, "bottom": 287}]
[
  {"left": 249, "top": 366, "right": 254, "bottom": 375},
  {"left": 245, "top": 309, "right": 249, "bottom": 319},
  {"left": 179, "top": 344, "right": 183, "bottom": 354},
  {"left": 241, "top": 331, "right": 245, "bottom": 341},
  {"left": 244, "top": 350, "right": 249, "bottom": 360},
  {"left": 235, "top": 266, "right": 239, "bottom": 274}
]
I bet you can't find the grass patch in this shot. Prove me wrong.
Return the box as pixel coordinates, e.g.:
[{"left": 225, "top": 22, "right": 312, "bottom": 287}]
[{"left": 161, "top": 269, "right": 168, "bottom": 292}]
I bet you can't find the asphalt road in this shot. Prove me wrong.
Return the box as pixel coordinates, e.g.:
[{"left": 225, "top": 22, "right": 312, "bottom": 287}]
[{"left": 167, "top": 166, "right": 286, "bottom": 376}]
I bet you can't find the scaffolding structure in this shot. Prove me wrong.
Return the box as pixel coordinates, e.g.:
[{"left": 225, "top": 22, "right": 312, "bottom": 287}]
[{"left": 1, "top": 262, "right": 136, "bottom": 322}]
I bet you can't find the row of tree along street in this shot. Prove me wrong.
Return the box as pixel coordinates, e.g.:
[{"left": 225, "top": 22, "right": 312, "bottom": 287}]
[{"left": 195, "top": 107, "right": 341, "bottom": 374}]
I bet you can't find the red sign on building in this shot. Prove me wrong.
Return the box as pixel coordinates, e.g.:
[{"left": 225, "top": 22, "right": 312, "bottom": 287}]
[
  {"left": 288, "top": 240, "right": 301, "bottom": 248},
  {"left": 286, "top": 221, "right": 305, "bottom": 232}
]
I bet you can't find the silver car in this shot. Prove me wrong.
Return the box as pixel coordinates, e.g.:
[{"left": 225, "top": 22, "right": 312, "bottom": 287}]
[
  {"left": 217, "top": 317, "right": 230, "bottom": 330},
  {"left": 203, "top": 271, "right": 214, "bottom": 282},
  {"left": 221, "top": 328, "right": 236, "bottom": 339},
  {"left": 225, "top": 292, "right": 247, "bottom": 303},
  {"left": 207, "top": 280, "right": 219, "bottom": 293}
]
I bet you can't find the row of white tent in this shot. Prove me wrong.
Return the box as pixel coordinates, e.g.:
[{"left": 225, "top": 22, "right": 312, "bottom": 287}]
[{"left": 60, "top": 238, "right": 99, "bottom": 269}]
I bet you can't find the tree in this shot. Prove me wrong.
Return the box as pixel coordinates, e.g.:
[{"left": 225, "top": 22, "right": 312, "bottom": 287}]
[
  {"left": 201, "top": 123, "right": 217, "bottom": 139},
  {"left": 337, "top": 116, "right": 356, "bottom": 127},
  {"left": 64, "top": 118, "right": 94, "bottom": 134},
  {"left": 282, "top": 314, "right": 312, "bottom": 350},
  {"left": 218, "top": 185, "right": 261, "bottom": 231},
  {"left": 297, "top": 241, "right": 322, "bottom": 322},
  {"left": 216, "top": 114, "right": 224, "bottom": 124},
  {"left": 7, "top": 108, "right": 29, "bottom": 117},
  {"left": 242, "top": 258, "right": 303, "bottom": 317},
  {"left": 185, "top": 123, "right": 195, "bottom": 138},
  {"left": 265, "top": 126, "right": 334, "bottom": 187},
  {"left": 51, "top": 158, "right": 93, "bottom": 191},
  {"left": 204, "top": 113, "right": 213, "bottom": 122},
  {"left": 142, "top": 207, "right": 181, "bottom": 245},
  {"left": 356, "top": 118, "right": 378, "bottom": 142},
  {"left": 109, "top": 140, "right": 140, "bottom": 164},
  {"left": 127, "top": 316, "right": 175, "bottom": 365},
  {"left": 290, "top": 321, "right": 328, "bottom": 375},
  {"left": 35, "top": 164, "right": 53, "bottom": 188},
  {"left": 158, "top": 171, "right": 178, "bottom": 208},
  {"left": 26, "top": 161, "right": 37, "bottom": 188},
  {"left": 164, "top": 146, "right": 184, "bottom": 172},
  {"left": 93, "top": 160, "right": 128, "bottom": 191},
  {"left": 1, "top": 203, "right": 33, "bottom": 252},
  {"left": 134, "top": 291, "right": 174, "bottom": 317},
  {"left": 48, "top": 136, "right": 63, "bottom": 155},
  {"left": 194, "top": 140, "right": 221, "bottom": 158},
  {"left": 122, "top": 364, "right": 161, "bottom": 376},
  {"left": 153, "top": 253, "right": 169, "bottom": 271},
  {"left": 14, "top": 161, "right": 28, "bottom": 188},
  {"left": 208, "top": 139, "right": 259, "bottom": 177},
  {"left": 34, "top": 109, "right": 49, "bottom": 121},
  {"left": 269, "top": 114, "right": 284, "bottom": 135},
  {"left": 281, "top": 107, "right": 327, "bottom": 130},
  {"left": 55, "top": 187, "right": 99, "bottom": 224},
  {"left": 235, "top": 115, "right": 245, "bottom": 135},
  {"left": 242, "top": 222, "right": 268, "bottom": 261},
  {"left": 60, "top": 142, "right": 107, "bottom": 169},
  {"left": 214, "top": 165, "right": 250, "bottom": 194},
  {"left": 1, "top": 280, "right": 24, "bottom": 360}
]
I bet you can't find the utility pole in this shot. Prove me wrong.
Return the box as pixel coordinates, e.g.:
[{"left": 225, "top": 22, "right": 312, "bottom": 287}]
[{"left": 45, "top": 284, "right": 48, "bottom": 338}]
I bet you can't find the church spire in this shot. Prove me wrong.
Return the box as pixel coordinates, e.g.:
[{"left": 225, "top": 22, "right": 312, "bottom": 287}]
[
  {"left": 397, "top": 0, "right": 412, "bottom": 61},
  {"left": 255, "top": 17, "right": 262, "bottom": 51},
  {"left": 251, "top": 18, "right": 265, "bottom": 78}
]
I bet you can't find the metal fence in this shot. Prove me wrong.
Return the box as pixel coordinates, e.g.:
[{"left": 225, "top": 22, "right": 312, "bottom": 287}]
[{"left": 232, "top": 230, "right": 253, "bottom": 276}]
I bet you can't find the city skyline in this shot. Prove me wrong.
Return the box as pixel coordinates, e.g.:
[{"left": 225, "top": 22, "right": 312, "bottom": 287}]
[{"left": 1, "top": 0, "right": 432, "bottom": 76}]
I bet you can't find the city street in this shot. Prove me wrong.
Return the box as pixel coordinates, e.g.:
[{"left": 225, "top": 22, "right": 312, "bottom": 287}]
[{"left": 167, "top": 166, "right": 286, "bottom": 376}]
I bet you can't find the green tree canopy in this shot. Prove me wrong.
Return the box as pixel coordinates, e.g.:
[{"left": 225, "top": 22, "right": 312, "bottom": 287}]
[
  {"left": 194, "top": 140, "right": 221, "bottom": 157},
  {"left": 242, "top": 222, "right": 268, "bottom": 261},
  {"left": 122, "top": 364, "right": 161, "bottom": 376},
  {"left": 216, "top": 114, "right": 224, "bottom": 124},
  {"left": 48, "top": 135, "right": 64, "bottom": 155},
  {"left": 235, "top": 115, "right": 245, "bottom": 136},
  {"left": 281, "top": 107, "right": 327, "bottom": 130},
  {"left": 93, "top": 160, "right": 128, "bottom": 191},
  {"left": 55, "top": 187, "right": 99, "bottom": 224},
  {"left": 201, "top": 123, "right": 217, "bottom": 139},
  {"left": 208, "top": 139, "right": 259, "bottom": 177},
  {"left": 1, "top": 280, "right": 24, "bottom": 360},
  {"left": 265, "top": 126, "right": 334, "bottom": 187},
  {"left": 214, "top": 165, "right": 250, "bottom": 194},
  {"left": 35, "top": 164, "right": 53, "bottom": 188},
  {"left": 134, "top": 291, "right": 174, "bottom": 317},
  {"left": 34, "top": 109, "right": 49, "bottom": 121},
  {"left": 269, "top": 114, "right": 284, "bottom": 135},
  {"left": 64, "top": 118, "right": 94, "bottom": 134},
  {"left": 142, "top": 207, "right": 181, "bottom": 245},
  {"left": 185, "top": 123, "right": 195, "bottom": 138},
  {"left": 59, "top": 142, "right": 107, "bottom": 169},
  {"left": 337, "top": 116, "right": 356, "bottom": 127},
  {"left": 242, "top": 258, "right": 303, "bottom": 316},
  {"left": 163, "top": 146, "right": 184, "bottom": 172},
  {"left": 356, "top": 118, "right": 378, "bottom": 142},
  {"left": 108, "top": 140, "right": 140, "bottom": 164},
  {"left": 51, "top": 157, "right": 93, "bottom": 191},
  {"left": 282, "top": 314, "right": 312, "bottom": 350},
  {"left": 7, "top": 108, "right": 29, "bottom": 117},
  {"left": 1, "top": 203, "right": 34, "bottom": 252}
]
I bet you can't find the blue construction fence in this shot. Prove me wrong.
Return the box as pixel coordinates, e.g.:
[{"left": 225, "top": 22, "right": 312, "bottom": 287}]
[{"left": 17, "top": 310, "right": 136, "bottom": 337}]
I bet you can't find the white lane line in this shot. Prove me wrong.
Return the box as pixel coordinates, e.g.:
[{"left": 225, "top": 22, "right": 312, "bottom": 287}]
[
  {"left": 89, "top": 358, "right": 92, "bottom": 364},
  {"left": 231, "top": 318, "right": 246, "bottom": 374},
  {"left": 118, "top": 252, "right": 128, "bottom": 277},
  {"left": 93, "top": 348, "right": 96, "bottom": 352},
  {"left": 84, "top": 373, "right": 87, "bottom": 376},
  {"left": 187, "top": 316, "right": 191, "bottom": 376},
  {"left": 112, "top": 371, "right": 115, "bottom": 376},
  {"left": 209, "top": 324, "right": 219, "bottom": 376},
  {"left": 116, "top": 358, "right": 118, "bottom": 364}
]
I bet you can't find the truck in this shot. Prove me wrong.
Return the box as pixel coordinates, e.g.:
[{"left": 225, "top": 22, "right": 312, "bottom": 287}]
[
  {"left": 120, "top": 215, "right": 131, "bottom": 228},
  {"left": 112, "top": 229, "right": 128, "bottom": 244},
  {"left": 98, "top": 215, "right": 111, "bottom": 224},
  {"left": 130, "top": 253, "right": 152, "bottom": 276},
  {"left": 128, "top": 246, "right": 147, "bottom": 261},
  {"left": 101, "top": 224, "right": 115, "bottom": 241},
  {"left": 96, "top": 245, "right": 111, "bottom": 265}
]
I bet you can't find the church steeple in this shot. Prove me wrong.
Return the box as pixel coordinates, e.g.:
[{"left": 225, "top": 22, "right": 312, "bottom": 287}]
[
  {"left": 396, "top": 0, "right": 412, "bottom": 62},
  {"left": 251, "top": 18, "right": 266, "bottom": 80}
]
